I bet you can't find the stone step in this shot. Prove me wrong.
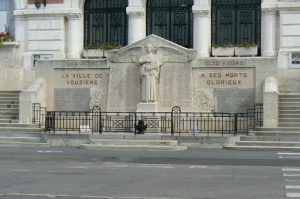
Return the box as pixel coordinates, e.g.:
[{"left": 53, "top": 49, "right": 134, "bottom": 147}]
[
  {"left": 0, "top": 115, "right": 18, "bottom": 119},
  {"left": 279, "top": 107, "right": 300, "bottom": 111},
  {"left": 279, "top": 94, "right": 300, "bottom": 99},
  {"left": 235, "top": 141, "right": 300, "bottom": 147},
  {"left": 80, "top": 144, "right": 187, "bottom": 151},
  {"left": 0, "top": 108, "right": 19, "bottom": 112},
  {"left": 0, "top": 123, "right": 39, "bottom": 128},
  {"left": 0, "top": 137, "right": 43, "bottom": 143},
  {"left": 90, "top": 139, "right": 179, "bottom": 146},
  {"left": 0, "top": 142, "right": 49, "bottom": 148},
  {"left": 254, "top": 131, "right": 300, "bottom": 136},
  {"left": 240, "top": 136, "right": 281, "bottom": 141},
  {"left": 279, "top": 118, "right": 300, "bottom": 123},
  {"left": 0, "top": 132, "right": 44, "bottom": 138},
  {"left": 0, "top": 119, "right": 19, "bottom": 123},
  {"left": 279, "top": 114, "right": 300, "bottom": 119},
  {"left": 279, "top": 102, "right": 300, "bottom": 106},
  {"left": 0, "top": 127, "right": 44, "bottom": 133},
  {"left": 279, "top": 110, "right": 300, "bottom": 114},
  {"left": 0, "top": 111, "right": 19, "bottom": 115},
  {"left": 0, "top": 96, "right": 19, "bottom": 99},
  {"left": 0, "top": 104, "right": 19, "bottom": 108},
  {"left": 0, "top": 100, "right": 19, "bottom": 104},
  {"left": 279, "top": 123, "right": 300, "bottom": 128},
  {"left": 279, "top": 98, "right": 300, "bottom": 102},
  {"left": 223, "top": 144, "right": 300, "bottom": 151},
  {"left": 254, "top": 127, "right": 300, "bottom": 132}
]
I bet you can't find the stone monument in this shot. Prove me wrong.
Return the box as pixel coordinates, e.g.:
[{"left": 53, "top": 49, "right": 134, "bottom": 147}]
[{"left": 107, "top": 35, "right": 197, "bottom": 112}]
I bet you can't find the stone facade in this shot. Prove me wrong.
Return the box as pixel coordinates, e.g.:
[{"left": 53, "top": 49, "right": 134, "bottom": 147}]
[{"left": 0, "top": 0, "right": 300, "bottom": 125}]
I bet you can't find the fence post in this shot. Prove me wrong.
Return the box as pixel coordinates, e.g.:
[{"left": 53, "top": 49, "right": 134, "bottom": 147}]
[
  {"left": 234, "top": 113, "right": 238, "bottom": 135},
  {"left": 171, "top": 106, "right": 181, "bottom": 136},
  {"left": 134, "top": 112, "right": 137, "bottom": 135}
]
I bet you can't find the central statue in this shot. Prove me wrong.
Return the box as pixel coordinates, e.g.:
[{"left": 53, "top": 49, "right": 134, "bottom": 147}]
[{"left": 138, "top": 44, "right": 162, "bottom": 103}]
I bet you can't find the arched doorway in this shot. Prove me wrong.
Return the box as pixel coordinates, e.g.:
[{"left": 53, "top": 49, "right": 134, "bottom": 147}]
[
  {"left": 146, "top": 0, "right": 193, "bottom": 48},
  {"left": 84, "top": 0, "right": 128, "bottom": 48},
  {"left": 212, "top": 0, "right": 261, "bottom": 47}
]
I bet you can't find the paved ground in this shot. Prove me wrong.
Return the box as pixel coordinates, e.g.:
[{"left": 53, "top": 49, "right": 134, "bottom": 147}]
[{"left": 0, "top": 147, "right": 299, "bottom": 199}]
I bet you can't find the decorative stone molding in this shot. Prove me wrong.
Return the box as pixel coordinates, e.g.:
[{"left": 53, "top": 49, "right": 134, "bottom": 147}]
[
  {"left": 108, "top": 35, "right": 197, "bottom": 63},
  {"left": 90, "top": 89, "right": 106, "bottom": 111},
  {"left": 193, "top": 9, "right": 211, "bottom": 16},
  {"left": 192, "top": 6, "right": 210, "bottom": 16},
  {"left": 193, "top": 90, "right": 214, "bottom": 112},
  {"left": 126, "top": 7, "right": 145, "bottom": 17},
  {"left": 68, "top": 13, "right": 81, "bottom": 20}
]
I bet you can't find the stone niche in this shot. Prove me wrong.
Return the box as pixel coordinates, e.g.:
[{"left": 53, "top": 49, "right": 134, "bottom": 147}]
[
  {"left": 107, "top": 34, "right": 197, "bottom": 112},
  {"left": 35, "top": 60, "right": 109, "bottom": 111}
]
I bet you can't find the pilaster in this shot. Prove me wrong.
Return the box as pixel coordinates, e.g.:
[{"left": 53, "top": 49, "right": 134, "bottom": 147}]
[
  {"left": 126, "top": 7, "right": 146, "bottom": 44},
  {"left": 261, "top": 0, "right": 278, "bottom": 57},
  {"left": 192, "top": 5, "right": 211, "bottom": 57},
  {"left": 67, "top": 13, "right": 82, "bottom": 59}
]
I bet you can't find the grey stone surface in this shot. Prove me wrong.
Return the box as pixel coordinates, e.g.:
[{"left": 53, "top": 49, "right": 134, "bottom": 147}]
[
  {"left": 54, "top": 88, "right": 90, "bottom": 111},
  {"left": 214, "top": 88, "right": 255, "bottom": 113}
]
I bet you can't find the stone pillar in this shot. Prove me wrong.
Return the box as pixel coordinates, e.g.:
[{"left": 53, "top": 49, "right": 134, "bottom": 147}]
[
  {"left": 67, "top": 13, "right": 82, "bottom": 59},
  {"left": 127, "top": 7, "right": 146, "bottom": 44},
  {"left": 263, "top": 76, "right": 278, "bottom": 127},
  {"left": 193, "top": 5, "right": 210, "bottom": 57},
  {"left": 261, "top": 0, "right": 278, "bottom": 57}
]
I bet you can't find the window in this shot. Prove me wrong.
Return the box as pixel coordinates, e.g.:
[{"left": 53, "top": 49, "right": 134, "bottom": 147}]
[
  {"left": 147, "top": 0, "right": 193, "bottom": 48},
  {"left": 212, "top": 0, "right": 261, "bottom": 47},
  {"left": 0, "top": 0, "right": 14, "bottom": 33},
  {"left": 84, "top": 0, "right": 128, "bottom": 48}
]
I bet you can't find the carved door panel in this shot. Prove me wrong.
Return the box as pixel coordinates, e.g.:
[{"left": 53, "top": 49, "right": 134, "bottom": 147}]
[
  {"left": 212, "top": 0, "right": 261, "bottom": 46},
  {"left": 84, "top": 0, "right": 128, "bottom": 47},
  {"left": 147, "top": 0, "right": 193, "bottom": 48}
]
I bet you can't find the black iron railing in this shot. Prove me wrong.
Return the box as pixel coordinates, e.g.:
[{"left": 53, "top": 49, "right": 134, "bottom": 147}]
[
  {"left": 43, "top": 104, "right": 263, "bottom": 136},
  {"left": 32, "top": 103, "right": 46, "bottom": 127}
]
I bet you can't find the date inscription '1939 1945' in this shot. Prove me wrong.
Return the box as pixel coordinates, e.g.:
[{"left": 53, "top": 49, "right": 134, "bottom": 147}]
[{"left": 204, "top": 60, "right": 246, "bottom": 66}]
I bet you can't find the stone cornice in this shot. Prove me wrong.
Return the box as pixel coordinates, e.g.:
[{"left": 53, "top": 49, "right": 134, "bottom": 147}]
[
  {"left": 68, "top": 13, "right": 81, "bottom": 19},
  {"left": 261, "top": 2, "right": 278, "bottom": 14},
  {"left": 277, "top": 2, "right": 300, "bottom": 11},
  {"left": 126, "top": 7, "right": 145, "bottom": 17},
  {"left": 1, "top": 42, "right": 20, "bottom": 48},
  {"left": 192, "top": 6, "right": 210, "bottom": 16},
  {"left": 14, "top": 8, "right": 81, "bottom": 17}
]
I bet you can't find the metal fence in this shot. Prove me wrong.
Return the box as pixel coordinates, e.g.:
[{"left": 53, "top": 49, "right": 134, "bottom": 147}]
[{"left": 33, "top": 104, "right": 263, "bottom": 136}]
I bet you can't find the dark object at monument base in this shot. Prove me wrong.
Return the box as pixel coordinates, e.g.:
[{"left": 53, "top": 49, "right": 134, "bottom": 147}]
[{"left": 135, "top": 120, "right": 147, "bottom": 134}]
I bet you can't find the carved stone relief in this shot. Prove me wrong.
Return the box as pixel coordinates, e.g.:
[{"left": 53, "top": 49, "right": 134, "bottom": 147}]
[{"left": 193, "top": 89, "right": 214, "bottom": 112}]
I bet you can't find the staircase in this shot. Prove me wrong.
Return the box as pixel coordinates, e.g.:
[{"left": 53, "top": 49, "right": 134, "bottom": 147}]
[
  {"left": 278, "top": 94, "right": 300, "bottom": 128},
  {"left": 224, "top": 93, "right": 300, "bottom": 151},
  {"left": 0, "top": 91, "right": 47, "bottom": 147},
  {"left": 0, "top": 91, "right": 19, "bottom": 123}
]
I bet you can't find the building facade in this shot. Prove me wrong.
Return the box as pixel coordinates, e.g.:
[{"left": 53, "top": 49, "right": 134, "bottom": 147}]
[{"left": 1, "top": 0, "right": 300, "bottom": 127}]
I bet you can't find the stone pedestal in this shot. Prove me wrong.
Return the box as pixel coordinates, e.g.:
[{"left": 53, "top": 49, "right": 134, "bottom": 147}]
[{"left": 136, "top": 103, "right": 158, "bottom": 112}]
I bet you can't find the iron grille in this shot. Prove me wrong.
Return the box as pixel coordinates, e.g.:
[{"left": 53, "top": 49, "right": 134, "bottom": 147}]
[
  {"left": 212, "top": 0, "right": 261, "bottom": 47},
  {"left": 147, "top": 0, "right": 193, "bottom": 48},
  {"left": 84, "top": 0, "right": 128, "bottom": 48}
]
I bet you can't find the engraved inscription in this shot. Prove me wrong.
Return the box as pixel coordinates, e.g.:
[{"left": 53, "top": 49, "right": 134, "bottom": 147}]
[
  {"left": 54, "top": 88, "right": 90, "bottom": 111},
  {"left": 214, "top": 89, "right": 255, "bottom": 113}
]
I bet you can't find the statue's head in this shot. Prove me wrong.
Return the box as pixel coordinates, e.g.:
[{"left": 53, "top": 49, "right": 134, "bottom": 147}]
[{"left": 145, "top": 43, "right": 153, "bottom": 53}]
